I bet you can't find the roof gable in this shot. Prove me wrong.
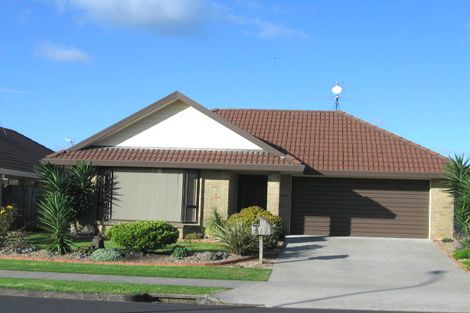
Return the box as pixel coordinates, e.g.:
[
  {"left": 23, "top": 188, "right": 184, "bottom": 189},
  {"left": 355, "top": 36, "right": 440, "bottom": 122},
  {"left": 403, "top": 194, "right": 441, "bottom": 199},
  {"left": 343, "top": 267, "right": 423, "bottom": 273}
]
[{"left": 72, "top": 92, "right": 283, "bottom": 156}]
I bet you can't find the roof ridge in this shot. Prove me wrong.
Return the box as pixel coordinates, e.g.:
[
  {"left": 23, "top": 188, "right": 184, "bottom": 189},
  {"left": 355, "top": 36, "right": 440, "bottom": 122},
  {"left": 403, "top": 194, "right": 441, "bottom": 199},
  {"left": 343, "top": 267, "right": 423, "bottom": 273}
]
[
  {"left": 338, "top": 111, "right": 448, "bottom": 161},
  {"left": 1, "top": 128, "right": 53, "bottom": 153},
  {"left": 82, "top": 146, "right": 287, "bottom": 155},
  {"left": 212, "top": 108, "right": 338, "bottom": 113}
]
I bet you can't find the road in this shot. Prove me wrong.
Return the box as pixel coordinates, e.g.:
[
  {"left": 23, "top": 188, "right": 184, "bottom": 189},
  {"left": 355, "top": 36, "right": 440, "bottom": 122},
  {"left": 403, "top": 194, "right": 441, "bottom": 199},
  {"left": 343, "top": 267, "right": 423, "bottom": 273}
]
[{"left": 0, "top": 296, "right": 442, "bottom": 313}]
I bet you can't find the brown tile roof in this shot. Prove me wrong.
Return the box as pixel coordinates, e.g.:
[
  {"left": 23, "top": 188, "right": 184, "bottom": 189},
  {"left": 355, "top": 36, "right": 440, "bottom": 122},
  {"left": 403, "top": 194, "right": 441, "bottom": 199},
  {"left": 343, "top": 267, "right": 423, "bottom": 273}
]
[
  {"left": 213, "top": 109, "right": 448, "bottom": 175},
  {"left": 0, "top": 128, "right": 53, "bottom": 174},
  {"left": 46, "top": 147, "right": 304, "bottom": 172}
]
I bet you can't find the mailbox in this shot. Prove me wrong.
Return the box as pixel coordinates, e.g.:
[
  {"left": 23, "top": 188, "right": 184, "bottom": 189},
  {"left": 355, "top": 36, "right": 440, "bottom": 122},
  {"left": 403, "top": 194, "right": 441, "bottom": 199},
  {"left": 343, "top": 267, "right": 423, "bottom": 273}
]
[
  {"left": 251, "top": 218, "right": 272, "bottom": 236},
  {"left": 258, "top": 217, "right": 272, "bottom": 236},
  {"left": 252, "top": 217, "right": 273, "bottom": 265}
]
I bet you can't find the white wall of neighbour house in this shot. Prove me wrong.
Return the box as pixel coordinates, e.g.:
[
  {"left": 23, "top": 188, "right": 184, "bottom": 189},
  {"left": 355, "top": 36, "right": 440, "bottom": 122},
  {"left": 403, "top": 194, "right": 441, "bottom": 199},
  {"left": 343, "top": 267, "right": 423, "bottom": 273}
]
[{"left": 97, "top": 100, "right": 262, "bottom": 150}]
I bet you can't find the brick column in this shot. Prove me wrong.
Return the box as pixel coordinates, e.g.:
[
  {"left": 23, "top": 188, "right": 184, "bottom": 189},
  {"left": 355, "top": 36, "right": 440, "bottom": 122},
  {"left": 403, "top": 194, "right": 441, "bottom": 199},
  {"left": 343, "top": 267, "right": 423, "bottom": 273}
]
[
  {"left": 430, "top": 179, "right": 454, "bottom": 239},
  {"left": 201, "top": 170, "right": 236, "bottom": 223},
  {"left": 266, "top": 173, "right": 281, "bottom": 215}
]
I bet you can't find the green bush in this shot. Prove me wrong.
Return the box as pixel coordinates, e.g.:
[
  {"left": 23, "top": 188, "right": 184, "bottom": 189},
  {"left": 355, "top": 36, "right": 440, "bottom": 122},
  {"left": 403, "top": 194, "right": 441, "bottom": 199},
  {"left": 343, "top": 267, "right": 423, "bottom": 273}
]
[
  {"left": 213, "top": 221, "right": 257, "bottom": 255},
  {"left": 0, "top": 205, "right": 17, "bottom": 242},
  {"left": 90, "top": 249, "right": 122, "bottom": 262},
  {"left": 107, "top": 221, "right": 179, "bottom": 253},
  {"left": 184, "top": 232, "right": 204, "bottom": 240},
  {"left": 453, "top": 249, "right": 470, "bottom": 260},
  {"left": 171, "top": 246, "right": 191, "bottom": 259},
  {"left": 229, "top": 206, "right": 284, "bottom": 249}
]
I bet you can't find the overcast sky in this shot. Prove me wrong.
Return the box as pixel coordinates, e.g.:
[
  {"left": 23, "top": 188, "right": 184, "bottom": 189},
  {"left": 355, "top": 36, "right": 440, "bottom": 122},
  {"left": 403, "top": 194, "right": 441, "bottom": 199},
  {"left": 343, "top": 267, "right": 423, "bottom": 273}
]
[{"left": 1, "top": 0, "right": 469, "bottom": 155}]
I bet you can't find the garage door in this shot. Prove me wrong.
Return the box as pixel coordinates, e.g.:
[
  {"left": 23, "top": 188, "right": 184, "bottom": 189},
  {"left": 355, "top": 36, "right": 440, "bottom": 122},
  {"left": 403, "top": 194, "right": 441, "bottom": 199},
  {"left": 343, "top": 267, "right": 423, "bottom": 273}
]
[{"left": 291, "top": 178, "right": 429, "bottom": 238}]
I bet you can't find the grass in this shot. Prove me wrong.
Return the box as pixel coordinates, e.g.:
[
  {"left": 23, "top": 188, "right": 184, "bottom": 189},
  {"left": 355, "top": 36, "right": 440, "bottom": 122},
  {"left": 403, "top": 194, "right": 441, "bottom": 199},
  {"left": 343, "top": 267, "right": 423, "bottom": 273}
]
[
  {"left": 463, "top": 260, "right": 470, "bottom": 271},
  {"left": 0, "top": 277, "right": 225, "bottom": 295},
  {"left": 26, "top": 232, "right": 225, "bottom": 253},
  {"left": 0, "top": 259, "right": 271, "bottom": 281},
  {"left": 453, "top": 249, "right": 470, "bottom": 260}
]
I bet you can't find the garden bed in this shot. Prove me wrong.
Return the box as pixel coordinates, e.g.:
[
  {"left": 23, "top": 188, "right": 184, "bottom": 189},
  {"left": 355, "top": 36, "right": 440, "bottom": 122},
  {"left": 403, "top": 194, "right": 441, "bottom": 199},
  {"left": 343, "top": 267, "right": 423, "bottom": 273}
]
[
  {"left": 434, "top": 239, "right": 470, "bottom": 273},
  {"left": 0, "top": 231, "right": 278, "bottom": 268}
]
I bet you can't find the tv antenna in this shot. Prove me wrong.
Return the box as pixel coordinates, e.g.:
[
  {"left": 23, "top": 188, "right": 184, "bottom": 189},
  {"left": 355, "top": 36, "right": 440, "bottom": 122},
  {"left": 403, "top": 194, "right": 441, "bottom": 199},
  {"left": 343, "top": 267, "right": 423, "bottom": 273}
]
[
  {"left": 65, "top": 137, "right": 74, "bottom": 146},
  {"left": 331, "top": 81, "right": 343, "bottom": 110}
]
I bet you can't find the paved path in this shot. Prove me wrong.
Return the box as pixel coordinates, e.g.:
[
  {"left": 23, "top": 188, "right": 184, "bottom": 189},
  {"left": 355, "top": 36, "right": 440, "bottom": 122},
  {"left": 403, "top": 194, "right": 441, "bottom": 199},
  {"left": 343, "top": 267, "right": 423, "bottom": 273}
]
[
  {"left": 0, "top": 270, "right": 251, "bottom": 288},
  {"left": 217, "top": 236, "right": 470, "bottom": 312}
]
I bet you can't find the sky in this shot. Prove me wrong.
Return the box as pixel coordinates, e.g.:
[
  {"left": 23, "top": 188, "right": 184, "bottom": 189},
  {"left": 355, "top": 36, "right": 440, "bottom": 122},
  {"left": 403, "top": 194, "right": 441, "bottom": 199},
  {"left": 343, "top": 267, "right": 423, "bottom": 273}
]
[{"left": 0, "top": 0, "right": 469, "bottom": 155}]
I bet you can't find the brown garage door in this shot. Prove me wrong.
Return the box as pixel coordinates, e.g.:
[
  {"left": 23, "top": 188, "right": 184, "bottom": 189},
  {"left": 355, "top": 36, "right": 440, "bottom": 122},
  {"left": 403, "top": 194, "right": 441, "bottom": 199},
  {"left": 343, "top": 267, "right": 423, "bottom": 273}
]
[{"left": 291, "top": 177, "right": 429, "bottom": 238}]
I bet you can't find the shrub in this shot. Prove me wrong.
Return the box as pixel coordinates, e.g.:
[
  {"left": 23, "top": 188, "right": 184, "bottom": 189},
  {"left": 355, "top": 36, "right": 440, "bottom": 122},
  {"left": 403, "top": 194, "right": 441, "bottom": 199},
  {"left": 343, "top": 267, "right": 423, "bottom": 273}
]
[
  {"left": 107, "top": 221, "right": 179, "bottom": 253},
  {"left": 453, "top": 249, "right": 470, "bottom": 260},
  {"left": 229, "top": 206, "right": 284, "bottom": 249},
  {"left": 184, "top": 232, "right": 204, "bottom": 240},
  {"left": 212, "top": 221, "right": 257, "bottom": 255},
  {"left": 171, "top": 246, "right": 191, "bottom": 259},
  {"left": 444, "top": 155, "right": 470, "bottom": 237},
  {"left": 68, "top": 162, "right": 97, "bottom": 223},
  {"left": 0, "top": 205, "right": 17, "bottom": 242},
  {"left": 90, "top": 248, "right": 122, "bottom": 262},
  {"left": 205, "top": 210, "right": 226, "bottom": 237},
  {"left": 37, "top": 192, "right": 75, "bottom": 255},
  {"left": 442, "top": 237, "right": 454, "bottom": 243}
]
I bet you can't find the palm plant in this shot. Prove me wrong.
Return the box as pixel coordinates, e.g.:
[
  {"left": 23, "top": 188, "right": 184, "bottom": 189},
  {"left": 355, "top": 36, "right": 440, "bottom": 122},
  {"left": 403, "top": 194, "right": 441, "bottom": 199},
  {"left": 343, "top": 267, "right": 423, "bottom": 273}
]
[
  {"left": 69, "top": 162, "right": 97, "bottom": 221},
  {"left": 205, "top": 209, "right": 227, "bottom": 237},
  {"left": 35, "top": 162, "right": 70, "bottom": 196},
  {"left": 213, "top": 221, "right": 256, "bottom": 255},
  {"left": 37, "top": 192, "right": 74, "bottom": 254},
  {"left": 444, "top": 155, "right": 470, "bottom": 237}
]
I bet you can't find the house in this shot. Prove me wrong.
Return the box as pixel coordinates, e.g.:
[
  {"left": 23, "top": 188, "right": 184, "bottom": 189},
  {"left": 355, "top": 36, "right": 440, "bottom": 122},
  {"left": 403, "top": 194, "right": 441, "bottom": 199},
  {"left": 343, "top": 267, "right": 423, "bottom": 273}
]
[
  {"left": 45, "top": 92, "right": 453, "bottom": 239},
  {"left": 0, "top": 128, "right": 53, "bottom": 224}
]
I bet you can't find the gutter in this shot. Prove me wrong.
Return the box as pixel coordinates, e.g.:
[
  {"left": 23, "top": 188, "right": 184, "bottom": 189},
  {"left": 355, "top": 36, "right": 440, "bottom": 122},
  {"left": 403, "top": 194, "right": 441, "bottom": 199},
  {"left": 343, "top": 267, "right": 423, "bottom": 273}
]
[
  {"left": 0, "top": 168, "right": 39, "bottom": 179},
  {"left": 43, "top": 158, "right": 306, "bottom": 173}
]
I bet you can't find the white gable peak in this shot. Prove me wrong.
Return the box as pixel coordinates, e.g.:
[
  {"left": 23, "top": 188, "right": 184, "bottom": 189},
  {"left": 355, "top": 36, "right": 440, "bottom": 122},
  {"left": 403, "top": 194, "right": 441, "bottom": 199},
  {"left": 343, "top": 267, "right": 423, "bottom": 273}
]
[{"left": 96, "top": 100, "right": 263, "bottom": 150}]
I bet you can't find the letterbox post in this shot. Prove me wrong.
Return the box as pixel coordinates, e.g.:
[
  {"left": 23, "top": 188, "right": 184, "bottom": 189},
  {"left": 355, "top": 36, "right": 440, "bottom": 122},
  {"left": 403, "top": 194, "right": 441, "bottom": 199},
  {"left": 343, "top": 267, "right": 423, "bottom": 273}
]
[{"left": 259, "top": 235, "right": 263, "bottom": 264}]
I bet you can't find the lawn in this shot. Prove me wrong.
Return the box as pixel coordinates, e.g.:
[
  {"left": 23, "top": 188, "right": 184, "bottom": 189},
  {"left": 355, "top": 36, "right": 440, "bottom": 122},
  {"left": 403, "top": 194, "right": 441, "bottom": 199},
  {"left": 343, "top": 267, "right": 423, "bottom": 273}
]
[
  {"left": 463, "top": 261, "right": 470, "bottom": 270},
  {"left": 0, "top": 277, "right": 225, "bottom": 295},
  {"left": 0, "top": 259, "right": 271, "bottom": 281},
  {"left": 452, "top": 248, "right": 470, "bottom": 271},
  {"left": 26, "top": 232, "right": 226, "bottom": 253}
]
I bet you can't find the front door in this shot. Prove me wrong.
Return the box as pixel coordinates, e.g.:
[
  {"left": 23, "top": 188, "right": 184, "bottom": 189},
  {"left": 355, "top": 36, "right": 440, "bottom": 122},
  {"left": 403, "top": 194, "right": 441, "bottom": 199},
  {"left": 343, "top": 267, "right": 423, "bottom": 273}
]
[{"left": 237, "top": 175, "right": 268, "bottom": 211}]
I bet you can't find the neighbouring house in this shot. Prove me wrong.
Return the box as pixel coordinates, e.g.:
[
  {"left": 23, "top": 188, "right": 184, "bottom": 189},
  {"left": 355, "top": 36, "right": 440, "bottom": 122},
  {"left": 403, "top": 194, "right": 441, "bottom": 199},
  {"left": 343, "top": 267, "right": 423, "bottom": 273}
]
[
  {"left": 44, "top": 92, "right": 453, "bottom": 239},
  {"left": 0, "top": 128, "right": 53, "bottom": 224}
]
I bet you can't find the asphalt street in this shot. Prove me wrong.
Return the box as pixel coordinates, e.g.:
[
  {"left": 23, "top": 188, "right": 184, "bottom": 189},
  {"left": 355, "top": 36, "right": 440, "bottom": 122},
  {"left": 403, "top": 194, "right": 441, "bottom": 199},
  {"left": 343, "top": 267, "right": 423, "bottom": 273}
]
[{"left": 0, "top": 296, "right": 437, "bottom": 313}]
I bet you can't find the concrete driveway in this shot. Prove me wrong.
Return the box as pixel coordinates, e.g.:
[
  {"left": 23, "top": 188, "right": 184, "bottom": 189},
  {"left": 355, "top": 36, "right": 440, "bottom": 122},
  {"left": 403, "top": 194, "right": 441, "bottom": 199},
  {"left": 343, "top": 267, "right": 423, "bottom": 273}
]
[{"left": 218, "top": 236, "right": 470, "bottom": 312}]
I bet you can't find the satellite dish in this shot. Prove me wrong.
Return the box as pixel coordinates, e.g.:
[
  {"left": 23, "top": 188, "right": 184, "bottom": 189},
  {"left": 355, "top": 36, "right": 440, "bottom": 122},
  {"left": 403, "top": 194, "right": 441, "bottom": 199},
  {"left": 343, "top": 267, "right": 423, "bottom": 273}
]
[
  {"left": 331, "top": 84, "right": 343, "bottom": 95},
  {"left": 331, "top": 81, "right": 343, "bottom": 110}
]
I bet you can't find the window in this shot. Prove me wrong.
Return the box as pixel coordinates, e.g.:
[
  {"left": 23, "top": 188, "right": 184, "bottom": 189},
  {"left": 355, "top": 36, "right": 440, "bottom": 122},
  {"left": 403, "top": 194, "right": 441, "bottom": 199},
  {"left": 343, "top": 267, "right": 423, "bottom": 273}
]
[
  {"left": 107, "top": 168, "right": 200, "bottom": 223},
  {"left": 183, "top": 170, "right": 199, "bottom": 223}
]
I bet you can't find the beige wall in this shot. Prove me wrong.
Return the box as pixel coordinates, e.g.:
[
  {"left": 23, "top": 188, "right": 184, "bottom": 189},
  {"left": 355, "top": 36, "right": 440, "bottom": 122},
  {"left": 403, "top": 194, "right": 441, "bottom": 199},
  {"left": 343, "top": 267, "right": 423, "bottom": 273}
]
[
  {"left": 266, "top": 173, "right": 280, "bottom": 215},
  {"left": 200, "top": 170, "right": 292, "bottom": 232},
  {"left": 430, "top": 179, "right": 454, "bottom": 239},
  {"left": 266, "top": 173, "right": 292, "bottom": 233},
  {"left": 201, "top": 170, "right": 237, "bottom": 223}
]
